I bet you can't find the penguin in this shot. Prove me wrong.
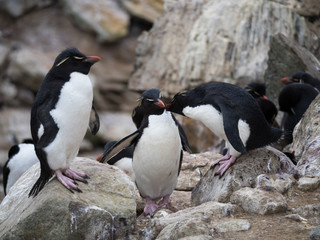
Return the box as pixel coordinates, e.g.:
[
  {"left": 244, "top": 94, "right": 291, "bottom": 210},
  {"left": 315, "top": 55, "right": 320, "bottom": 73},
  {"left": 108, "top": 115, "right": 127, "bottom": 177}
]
[
  {"left": 28, "top": 48, "right": 100, "bottom": 197},
  {"left": 281, "top": 71, "right": 320, "bottom": 91},
  {"left": 96, "top": 141, "right": 134, "bottom": 179},
  {"left": 244, "top": 82, "right": 278, "bottom": 125},
  {"left": 3, "top": 139, "right": 38, "bottom": 195},
  {"left": 168, "top": 82, "right": 282, "bottom": 176},
  {"left": 278, "top": 83, "right": 318, "bottom": 145},
  {"left": 100, "top": 89, "right": 183, "bottom": 216}
]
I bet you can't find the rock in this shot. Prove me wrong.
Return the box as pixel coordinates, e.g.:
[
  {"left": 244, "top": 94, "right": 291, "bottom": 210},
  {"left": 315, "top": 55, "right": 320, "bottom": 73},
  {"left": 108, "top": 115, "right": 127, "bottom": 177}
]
[
  {"left": 213, "top": 219, "right": 251, "bottom": 232},
  {"left": 256, "top": 173, "right": 296, "bottom": 194},
  {"left": 59, "top": 0, "right": 129, "bottom": 42},
  {"left": 191, "top": 146, "right": 297, "bottom": 205},
  {"left": 230, "top": 187, "right": 288, "bottom": 215},
  {"left": 129, "top": 0, "right": 318, "bottom": 94},
  {"left": 121, "top": 0, "right": 164, "bottom": 23},
  {"left": 310, "top": 225, "right": 320, "bottom": 240},
  {"left": 6, "top": 47, "right": 52, "bottom": 92},
  {"left": 264, "top": 33, "right": 320, "bottom": 109},
  {"left": 297, "top": 177, "right": 320, "bottom": 191},
  {"left": 292, "top": 203, "right": 320, "bottom": 222},
  {"left": 0, "top": 0, "right": 53, "bottom": 18},
  {"left": 176, "top": 151, "right": 217, "bottom": 191},
  {"left": 284, "top": 214, "right": 307, "bottom": 222},
  {"left": 0, "top": 157, "right": 136, "bottom": 239},
  {"left": 293, "top": 95, "right": 320, "bottom": 177}
]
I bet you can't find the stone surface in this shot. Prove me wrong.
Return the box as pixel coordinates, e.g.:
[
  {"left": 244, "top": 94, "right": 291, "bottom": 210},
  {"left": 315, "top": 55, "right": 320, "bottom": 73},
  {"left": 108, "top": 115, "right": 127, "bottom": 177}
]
[
  {"left": 256, "top": 173, "right": 296, "bottom": 194},
  {"left": 59, "top": 0, "right": 129, "bottom": 42},
  {"left": 293, "top": 95, "right": 320, "bottom": 177},
  {"left": 230, "top": 187, "right": 288, "bottom": 215},
  {"left": 129, "top": 0, "right": 318, "bottom": 94},
  {"left": 0, "top": 157, "right": 136, "bottom": 239},
  {"left": 0, "top": 0, "right": 53, "bottom": 17},
  {"left": 191, "top": 146, "right": 297, "bottom": 205},
  {"left": 264, "top": 33, "right": 320, "bottom": 109},
  {"left": 292, "top": 203, "right": 320, "bottom": 225},
  {"left": 121, "top": 0, "right": 164, "bottom": 23},
  {"left": 298, "top": 177, "right": 320, "bottom": 191},
  {"left": 310, "top": 225, "right": 320, "bottom": 240}
]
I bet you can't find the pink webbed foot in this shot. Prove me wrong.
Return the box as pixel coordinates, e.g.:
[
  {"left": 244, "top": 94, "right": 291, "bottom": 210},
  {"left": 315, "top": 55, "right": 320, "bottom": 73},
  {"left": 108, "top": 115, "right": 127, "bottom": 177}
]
[
  {"left": 64, "top": 168, "right": 89, "bottom": 184},
  {"left": 56, "top": 169, "right": 82, "bottom": 193},
  {"left": 211, "top": 149, "right": 237, "bottom": 176},
  {"left": 144, "top": 198, "right": 159, "bottom": 216}
]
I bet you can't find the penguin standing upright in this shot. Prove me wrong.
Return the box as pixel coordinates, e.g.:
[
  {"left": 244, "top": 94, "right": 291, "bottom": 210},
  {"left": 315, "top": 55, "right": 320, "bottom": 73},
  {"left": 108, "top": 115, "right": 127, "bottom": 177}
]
[
  {"left": 29, "top": 48, "right": 100, "bottom": 197},
  {"left": 278, "top": 83, "right": 318, "bottom": 145},
  {"left": 100, "top": 89, "right": 183, "bottom": 216},
  {"left": 168, "top": 82, "right": 282, "bottom": 176},
  {"left": 3, "top": 139, "right": 38, "bottom": 195}
]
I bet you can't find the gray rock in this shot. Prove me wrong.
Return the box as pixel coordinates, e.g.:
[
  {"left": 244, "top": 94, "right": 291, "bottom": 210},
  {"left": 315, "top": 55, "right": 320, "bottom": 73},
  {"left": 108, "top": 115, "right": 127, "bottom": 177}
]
[
  {"left": 292, "top": 203, "right": 320, "bottom": 225},
  {"left": 256, "top": 173, "right": 296, "bottom": 194},
  {"left": 191, "top": 146, "right": 297, "bottom": 205},
  {"left": 129, "top": 0, "right": 318, "bottom": 94},
  {"left": 212, "top": 219, "right": 251, "bottom": 232},
  {"left": 297, "top": 177, "right": 320, "bottom": 191},
  {"left": 310, "top": 225, "right": 320, "bottom": 240},
  {"left": 0, "top": 0, "right": 53, "bottom": 17},
  {"left": 0, "top": 157, "right": 136, "bottom": 239},
  {"left": 293, "top": 95, "right": 320, "bottom": 177},
  {"left": 59, "top": 0, "right": 129, "bottom": 42},
  {"left": 230, "top": 187, "right": 288, "bottom": 215}
]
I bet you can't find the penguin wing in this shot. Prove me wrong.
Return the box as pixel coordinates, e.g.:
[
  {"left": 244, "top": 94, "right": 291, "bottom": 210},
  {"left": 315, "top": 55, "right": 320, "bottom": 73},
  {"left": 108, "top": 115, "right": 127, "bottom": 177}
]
[
  {"left": 100, "top": 130, "right": 139, "bottom": 163},
  {"left": 89, "top": 104, "right": 100, "bottom": 135},
  {"left": 213, "top": 97, "right": 246, "bottom": 154},
  {"left": 31, "top": 97, "right": 59, "bottom": 149},
  {"left": 171, "top": 113, "right": 192, "bottom": 153}
]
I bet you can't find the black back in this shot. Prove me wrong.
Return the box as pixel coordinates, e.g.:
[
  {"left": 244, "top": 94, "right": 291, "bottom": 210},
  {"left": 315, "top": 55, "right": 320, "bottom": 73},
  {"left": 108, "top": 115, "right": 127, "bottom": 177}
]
[
  {"left": 279, "top": 83, "right": 318, "bottom": 144},
  {"left": 169, "top": 82, "right": 282, "bottom": 151}
]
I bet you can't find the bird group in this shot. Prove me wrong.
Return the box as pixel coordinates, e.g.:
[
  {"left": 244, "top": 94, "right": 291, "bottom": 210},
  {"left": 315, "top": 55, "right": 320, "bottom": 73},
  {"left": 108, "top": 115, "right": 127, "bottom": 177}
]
[{"left": 3, "top": 47, "right": 319, "bottom": 217}]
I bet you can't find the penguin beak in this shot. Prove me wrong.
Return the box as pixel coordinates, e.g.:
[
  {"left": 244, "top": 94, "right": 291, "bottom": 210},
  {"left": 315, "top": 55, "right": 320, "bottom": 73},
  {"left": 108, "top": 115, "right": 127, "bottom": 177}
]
[
  {"left": 96, "top": 153, "right": 103, "bottom": 162},
  {"left": 155, "top": 99, "right": 165, "bottom": 108},
  {"left": 263, "top": 95, "right": 268, "bottom": 100},
  {"left": 280, "top": 77, "right": 292, "bottom": 84},
  {"left": 165, "top": 103, "right": 171, "bottom": 110},
  {"left": 84, "top": 56, "right": 101, "bottom": 63}
]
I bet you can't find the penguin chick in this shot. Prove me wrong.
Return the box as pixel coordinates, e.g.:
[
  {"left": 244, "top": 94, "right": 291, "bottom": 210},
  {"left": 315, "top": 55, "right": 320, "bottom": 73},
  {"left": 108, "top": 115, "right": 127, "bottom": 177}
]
[
  {"left": 29, "top": 48, "right": 100, "bottom": 197},
  {"left": 100, "top": 89, "right": 183, "bottom": 216},
  {"left": 96, "top": 141, "right": 134, "bottom": 180},
  {"left": 278, "top": 83, "right": 318, "bottom": 145},
  {"left": 281, "top": 71, "right": 320, "bottom": 91},
  {"left": 244, "top": 82, "right": 278, "bottom": 125},
  {"left": 3, "top": 139, "right": 38, "bottom": 195},
  {"left": 168, "top": 82, "right": 282, "bottom": 176}
]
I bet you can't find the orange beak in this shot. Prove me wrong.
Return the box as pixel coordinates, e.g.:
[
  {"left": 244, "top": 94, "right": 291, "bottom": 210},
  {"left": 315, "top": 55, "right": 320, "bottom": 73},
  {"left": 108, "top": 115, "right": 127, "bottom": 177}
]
[
  {"left": 155, "top": 99, "right": 166, "bottom": 108},
  {"left": 96, "top": 153, "right": 103, "bottom": 162},
  {"left": 85, "top": 56, "right": 101, "bottom": 63},
  {"left": 280, "top": 77, "right": 292, "bottom": 84}
]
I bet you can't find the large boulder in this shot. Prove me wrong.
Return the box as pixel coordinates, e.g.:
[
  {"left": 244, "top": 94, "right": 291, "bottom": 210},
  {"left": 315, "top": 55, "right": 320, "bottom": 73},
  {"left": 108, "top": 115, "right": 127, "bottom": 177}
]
[
  {"left": 129, "top": 0, "right": 318, "bottom": 94},
  {"left": 292, "top": 95, "right": 320, "bottom": 177},
  {"left": 0, "top": 157, "right": 136, "bottom": 239},
  {"left": 191, "top": 146, "right": 297, "bottom": 205}
]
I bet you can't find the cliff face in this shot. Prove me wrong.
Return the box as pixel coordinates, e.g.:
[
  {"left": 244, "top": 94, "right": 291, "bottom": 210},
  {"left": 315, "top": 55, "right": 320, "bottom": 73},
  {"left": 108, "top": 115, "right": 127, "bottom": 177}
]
[{"left": 129, "top": 0, "right": 320, "bottom": 95}]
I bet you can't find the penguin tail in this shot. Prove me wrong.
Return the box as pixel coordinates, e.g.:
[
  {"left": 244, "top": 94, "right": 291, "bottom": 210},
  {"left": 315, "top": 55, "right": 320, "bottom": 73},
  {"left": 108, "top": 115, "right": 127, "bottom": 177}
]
[{"left": 28, "top": 169, "right": 52, "bottom": 198}]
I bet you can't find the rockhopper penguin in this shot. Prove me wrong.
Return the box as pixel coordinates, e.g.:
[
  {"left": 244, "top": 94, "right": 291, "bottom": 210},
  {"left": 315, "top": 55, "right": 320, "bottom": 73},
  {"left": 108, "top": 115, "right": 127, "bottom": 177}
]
[
  {"left": 3, "top": 139, "right": 38, "bottom": 195},
  {"left": 168, "top": 82, "right": 282, "bottom": 176},
  {"left": 100, "top": 89, "right": 183, "bottom": 216},
  {"left": 29, "top": 48, "right": 100, "bottom": 197}
]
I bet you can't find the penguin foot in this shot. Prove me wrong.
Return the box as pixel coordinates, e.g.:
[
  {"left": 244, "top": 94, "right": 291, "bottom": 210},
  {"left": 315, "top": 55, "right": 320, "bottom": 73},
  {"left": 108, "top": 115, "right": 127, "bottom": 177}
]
[
  {"left": 56, "top": 170, "right": 82, "bottom": 193},
  {"left": 211, "top": 150, "right": 231, "bottom": 169},
  {"left": 159, "top": 195, "right": 177, "bottom": 212},
  {"left": 64, "top": 168, "right": 89, "bottom": 184},
  {"left": 144, "top": 198, "right": 159, "bottom": 216},
  {"left": 214, "top": 156, "right": 237, "bottom": 176}
]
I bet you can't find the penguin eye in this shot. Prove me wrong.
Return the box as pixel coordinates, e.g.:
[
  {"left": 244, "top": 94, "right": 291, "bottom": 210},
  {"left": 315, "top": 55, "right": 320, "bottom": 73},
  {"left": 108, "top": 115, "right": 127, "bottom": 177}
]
[
  {"left": 293, "top": 78, "right": 299, "bottom": 82},
  {"left": 254, "top": 91, "right": 260, "bottom": 96},
  {"left": 73, "top": 56, "right": 84, "bottom": 60},
  {"left": 56, "top": 57, "right": 69, "bottom": 67}
]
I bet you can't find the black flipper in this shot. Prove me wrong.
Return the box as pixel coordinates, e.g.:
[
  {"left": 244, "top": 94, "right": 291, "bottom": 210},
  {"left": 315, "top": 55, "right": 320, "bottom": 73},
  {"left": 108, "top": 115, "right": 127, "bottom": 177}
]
[
  {"left": 89, "top": 104, "right": 100, "bottom": 135},
  {"left": 100, "top": 130, "right": 140, "bottom": 163},
  {"left": 217, "top": 100, "right": 246, "bottom": 154},
  {"left": 171, "top": 113, "right": 192, "bottom": 153}
]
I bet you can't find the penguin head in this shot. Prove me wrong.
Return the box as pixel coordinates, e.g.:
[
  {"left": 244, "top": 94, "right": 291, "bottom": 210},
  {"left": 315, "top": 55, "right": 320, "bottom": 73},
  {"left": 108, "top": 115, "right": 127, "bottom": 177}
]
[
  {"left": 52, "top": 48, "right": 100, "bottom": 76},
  {"left": 138, "top": 88, "right": 166, "bottom": 115},
  {"left": 280, "top": 71, "right": 313, "bottom": 85},
  {"left": 244, "top": 82, "right": 266, "bottom": 98}
]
